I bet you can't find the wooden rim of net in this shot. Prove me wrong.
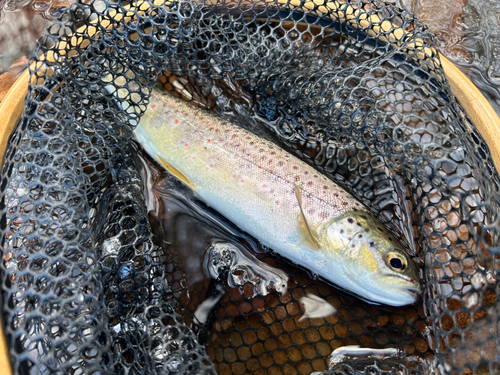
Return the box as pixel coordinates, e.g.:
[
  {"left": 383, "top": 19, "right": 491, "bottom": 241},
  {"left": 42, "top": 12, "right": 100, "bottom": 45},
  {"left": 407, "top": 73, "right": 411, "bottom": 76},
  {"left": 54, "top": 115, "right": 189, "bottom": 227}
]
[{"left": 0, "top": 1, "right": 499, "bottom": 373}]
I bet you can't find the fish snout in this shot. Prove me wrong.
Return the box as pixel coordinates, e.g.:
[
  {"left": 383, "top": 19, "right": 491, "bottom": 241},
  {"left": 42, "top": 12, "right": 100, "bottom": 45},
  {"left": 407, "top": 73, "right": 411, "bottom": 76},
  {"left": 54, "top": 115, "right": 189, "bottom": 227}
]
[
  {"left": 378, "top": 273, "right": 422, "bottom": 305},
  {"left": 398, "top": 276, "right": 422, "bottom": 304}
]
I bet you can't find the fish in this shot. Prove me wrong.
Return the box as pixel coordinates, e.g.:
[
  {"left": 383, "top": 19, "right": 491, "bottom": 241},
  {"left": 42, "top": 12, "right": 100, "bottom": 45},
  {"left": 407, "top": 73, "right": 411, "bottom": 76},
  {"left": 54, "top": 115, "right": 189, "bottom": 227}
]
[{"left": 131, "top": 88, "right": 422, "bottom": 306}]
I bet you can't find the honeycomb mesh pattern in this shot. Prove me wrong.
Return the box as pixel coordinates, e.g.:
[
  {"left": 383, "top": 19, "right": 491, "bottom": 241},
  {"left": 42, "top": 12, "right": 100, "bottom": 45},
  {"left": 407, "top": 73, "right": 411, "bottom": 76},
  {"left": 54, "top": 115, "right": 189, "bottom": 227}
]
[
  {"left": 203, "top": 254, "right": 432, "bottom": 375},
  {"left": 93, "top": 146, "right": 215, "bottom": 374},
  {"left": 0, "top": 0, "right": 499, "bottom": 374}
]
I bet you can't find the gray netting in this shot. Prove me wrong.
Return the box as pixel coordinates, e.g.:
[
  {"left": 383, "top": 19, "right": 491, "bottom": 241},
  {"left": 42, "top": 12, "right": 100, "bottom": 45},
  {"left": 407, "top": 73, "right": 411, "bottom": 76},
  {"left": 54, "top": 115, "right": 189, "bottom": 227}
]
[
  {"left": 94, "top": 145, "right": 215, "bottom": 374},
  {"left": 0, "top": 0, "right": 499, "bottom": 374}
]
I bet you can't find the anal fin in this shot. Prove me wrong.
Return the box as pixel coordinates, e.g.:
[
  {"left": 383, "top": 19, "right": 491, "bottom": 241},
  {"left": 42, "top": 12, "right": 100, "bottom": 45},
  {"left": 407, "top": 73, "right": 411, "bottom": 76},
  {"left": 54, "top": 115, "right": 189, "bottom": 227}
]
[
  {"left": 156, "top": 154, "right": 196, "bottom": 190},
  {"left": 294, "top": 184, "right": 321, "bottom": 250}
]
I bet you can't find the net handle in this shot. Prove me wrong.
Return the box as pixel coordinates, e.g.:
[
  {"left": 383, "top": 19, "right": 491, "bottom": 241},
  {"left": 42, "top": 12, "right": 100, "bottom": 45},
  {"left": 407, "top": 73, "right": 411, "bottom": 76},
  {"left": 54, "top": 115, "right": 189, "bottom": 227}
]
[{"left": 0, "top": 1, "right": 499, "bottom": 373}]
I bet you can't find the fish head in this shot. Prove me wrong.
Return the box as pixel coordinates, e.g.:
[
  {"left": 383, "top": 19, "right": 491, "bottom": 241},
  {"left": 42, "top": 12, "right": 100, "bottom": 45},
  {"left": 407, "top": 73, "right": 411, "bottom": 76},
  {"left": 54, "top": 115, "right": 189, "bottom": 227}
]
[{"left": 321, "top": 211, "right": 421, "bottom": 306}]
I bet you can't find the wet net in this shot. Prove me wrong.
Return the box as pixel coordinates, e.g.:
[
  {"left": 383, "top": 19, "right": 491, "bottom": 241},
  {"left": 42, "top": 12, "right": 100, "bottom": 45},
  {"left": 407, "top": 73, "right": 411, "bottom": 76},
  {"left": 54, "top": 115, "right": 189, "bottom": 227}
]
[{"left": 0, "top": 0, "right": 499, "bottom": 374}]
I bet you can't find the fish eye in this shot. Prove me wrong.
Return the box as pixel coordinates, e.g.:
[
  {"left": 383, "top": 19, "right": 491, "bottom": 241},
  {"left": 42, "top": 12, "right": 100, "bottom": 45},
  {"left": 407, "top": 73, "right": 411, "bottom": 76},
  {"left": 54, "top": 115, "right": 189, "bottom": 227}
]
[{"left": 387, "top": 252, "right": 407, "bottom": 272}]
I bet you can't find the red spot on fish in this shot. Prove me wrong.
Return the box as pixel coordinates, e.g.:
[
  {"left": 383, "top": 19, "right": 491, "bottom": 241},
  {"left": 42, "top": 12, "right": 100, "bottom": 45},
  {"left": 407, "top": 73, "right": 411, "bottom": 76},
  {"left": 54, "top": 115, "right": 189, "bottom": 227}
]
[
  {"left": 409, "top": 278, "right": 415, "bottom": 283},
  {"left": 241, "top": 179, "right": 245, "bottom": 183},
  {"left": 210, "top": 164, "right": 214, "bottom": 168},
  {"left": 258, "top": 166, "right": 262, "bottom": 169},
  {"left": 233, "top": 175, "right": 237, "bottom": 179},
  {"left": 276, "top": 201, "right": 279, "bottom": 205},
  {"left": 207, "top": 139, "right": 211, "bottom": 143},
  {"left": 192, "top": 156, "right": 196, "bottom": 160},
  {"left": 174, "top": 119, "right": 179, "bottom": 124},
  {"left": 151, "top": 104, "right": 157, "bottom": 109}
]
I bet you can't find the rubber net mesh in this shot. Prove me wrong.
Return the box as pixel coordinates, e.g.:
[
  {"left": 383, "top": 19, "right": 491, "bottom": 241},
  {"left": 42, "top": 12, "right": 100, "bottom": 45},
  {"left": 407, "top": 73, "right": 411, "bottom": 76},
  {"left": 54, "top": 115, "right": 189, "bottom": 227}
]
[{"left": 0, "top": 0, "right": 499, "bottom": 374}]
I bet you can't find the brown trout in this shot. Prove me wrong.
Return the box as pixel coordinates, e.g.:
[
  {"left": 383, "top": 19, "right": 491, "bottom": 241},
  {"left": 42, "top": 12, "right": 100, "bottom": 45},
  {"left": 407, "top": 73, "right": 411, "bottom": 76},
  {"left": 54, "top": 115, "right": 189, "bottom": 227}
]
[{"left": 132, "top": 89, "right": 421, "bottom": 306}]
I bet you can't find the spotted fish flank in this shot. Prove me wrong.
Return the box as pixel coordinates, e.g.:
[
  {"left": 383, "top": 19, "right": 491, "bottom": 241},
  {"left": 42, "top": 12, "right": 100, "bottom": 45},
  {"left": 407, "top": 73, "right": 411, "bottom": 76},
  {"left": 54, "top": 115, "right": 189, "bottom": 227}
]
[{"left": 132, "top": 88, "right": 422, "bottom": 306}]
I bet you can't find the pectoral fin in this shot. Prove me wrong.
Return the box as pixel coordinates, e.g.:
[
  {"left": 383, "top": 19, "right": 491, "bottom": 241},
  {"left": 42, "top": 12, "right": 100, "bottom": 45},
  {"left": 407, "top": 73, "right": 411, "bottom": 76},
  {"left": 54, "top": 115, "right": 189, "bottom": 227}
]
[
  {"left": 294, "top": 184, "right": 321, "bottom": 250},
  {"left": 156, "top": 154, "right": 196, "bottom": 190}
]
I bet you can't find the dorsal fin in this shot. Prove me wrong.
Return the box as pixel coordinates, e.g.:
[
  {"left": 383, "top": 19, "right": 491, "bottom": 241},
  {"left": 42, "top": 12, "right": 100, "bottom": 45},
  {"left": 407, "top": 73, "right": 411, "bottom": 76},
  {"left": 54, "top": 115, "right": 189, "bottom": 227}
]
[
  {"left": 294, "top": 184, "right": 321, "bottom": 250},
  {"left": 156, "top": 154, "right": 197, "bottom": 191}
]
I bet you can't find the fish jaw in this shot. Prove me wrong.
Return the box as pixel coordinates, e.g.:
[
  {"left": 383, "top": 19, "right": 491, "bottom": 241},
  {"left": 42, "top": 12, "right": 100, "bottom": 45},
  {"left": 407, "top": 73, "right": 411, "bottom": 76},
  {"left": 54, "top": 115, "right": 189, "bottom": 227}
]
[{"left": 354, "top": 280, "right": 421, "bottom": 307}]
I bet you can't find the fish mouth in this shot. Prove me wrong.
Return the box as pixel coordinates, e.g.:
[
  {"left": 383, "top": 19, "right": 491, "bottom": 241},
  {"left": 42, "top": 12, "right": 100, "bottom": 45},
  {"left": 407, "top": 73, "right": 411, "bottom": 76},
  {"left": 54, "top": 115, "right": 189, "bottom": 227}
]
[
  {"left": 383, "top": 273, "right": 420, "bottom": 284},
  {"left": 357, "top": 285, "right": 420, "bottom": 306},
  {"left": 348, "top": 274, "right": 422, "bottom": 306},
  {"left": 381, "top": 274, "right": 422, "bottom": 295}
]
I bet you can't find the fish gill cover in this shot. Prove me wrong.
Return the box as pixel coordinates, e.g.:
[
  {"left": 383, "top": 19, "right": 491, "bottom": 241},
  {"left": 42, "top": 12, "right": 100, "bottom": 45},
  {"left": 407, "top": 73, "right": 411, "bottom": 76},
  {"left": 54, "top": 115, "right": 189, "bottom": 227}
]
[{"left": 0, "top": 0, "right": 498, "bottom": 374}]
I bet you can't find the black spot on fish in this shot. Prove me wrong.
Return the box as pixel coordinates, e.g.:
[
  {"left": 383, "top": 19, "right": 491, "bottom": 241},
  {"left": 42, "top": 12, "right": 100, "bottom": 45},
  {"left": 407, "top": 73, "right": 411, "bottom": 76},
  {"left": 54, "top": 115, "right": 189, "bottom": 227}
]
[
  {"left": 348, "top": 218, "right": 354, "bottom": 224},
  {"left": 364, "top": 228, "right": 369, "bottom": 232},
  {"left": 357, "top": 222, "right": 362, "bottom": 227},
  {"left": 340, "top": 229, "right": 344, "bottom": 234},
  {"left": 358, "top": 234, "right": 363, "bottom": 238},
  {"left": 369, "top": 242, "right": 375, "bottom": 247}
]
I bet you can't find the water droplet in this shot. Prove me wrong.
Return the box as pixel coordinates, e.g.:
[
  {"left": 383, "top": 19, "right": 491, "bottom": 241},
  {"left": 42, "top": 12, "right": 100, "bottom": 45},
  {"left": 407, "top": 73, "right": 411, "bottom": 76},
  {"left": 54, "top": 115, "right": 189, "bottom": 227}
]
[
  {"left": 471, "top": 272, "right": 486, "bottom": 290},
  {"left": 464, "top": 292, "right": 479, "bottom": 309}
]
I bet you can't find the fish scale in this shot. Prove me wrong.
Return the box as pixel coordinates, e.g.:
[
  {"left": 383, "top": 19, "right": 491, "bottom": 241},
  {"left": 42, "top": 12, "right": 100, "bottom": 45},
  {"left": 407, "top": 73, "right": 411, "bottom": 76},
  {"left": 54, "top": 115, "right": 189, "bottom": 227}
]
[
  {"left": 143, "top": 91, "right": 363, "bottom": 226},
  {"left": 132, "top": 88, "right": 421, "bottom": 307}
]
